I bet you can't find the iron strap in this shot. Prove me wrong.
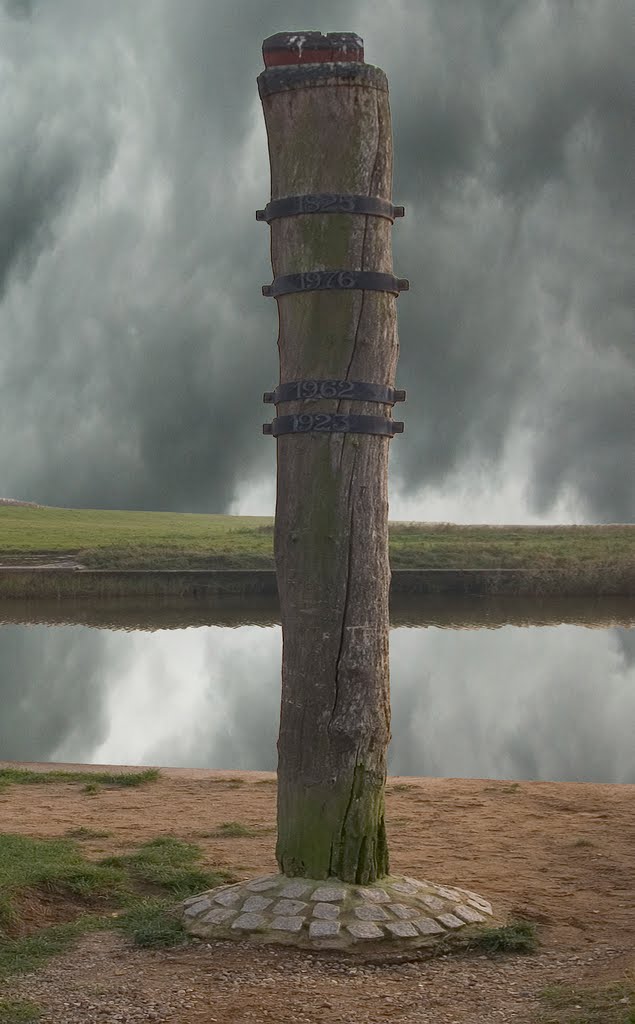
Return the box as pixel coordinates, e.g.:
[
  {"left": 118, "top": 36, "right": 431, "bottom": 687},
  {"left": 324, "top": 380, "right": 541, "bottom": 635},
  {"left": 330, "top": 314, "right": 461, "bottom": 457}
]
[
  {"left": 258, "top": 63, "right": 388, "bottom": 99},
  {"left": 263, "top": 380, "right": 406, "bottom": 405},
  {"left": 257, "top": 194, "right": 404, "bottom": 223},
  {"left": 262, "top": 270, "right": 409, "bottom": 297},
  {"left": 263, "top": 414, "right": 404, "bottom": 437}
]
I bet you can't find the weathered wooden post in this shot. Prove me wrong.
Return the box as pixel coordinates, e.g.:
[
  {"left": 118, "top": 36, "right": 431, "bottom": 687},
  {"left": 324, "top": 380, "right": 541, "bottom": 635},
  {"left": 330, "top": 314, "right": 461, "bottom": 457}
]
[
  {"left": 180, "top": 32, "right": 500, "bottom": 950},
  {"left": 259, "top": 31, "right": 407, "bottom": 884}
]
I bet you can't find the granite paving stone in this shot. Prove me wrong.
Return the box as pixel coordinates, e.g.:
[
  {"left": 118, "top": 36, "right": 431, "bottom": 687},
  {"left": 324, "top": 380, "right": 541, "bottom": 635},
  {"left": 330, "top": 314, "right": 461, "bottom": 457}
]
[
  {"left": 312, "top": 903, "right": 340, "bottom": 920},
  {"left": 183, "top": 898, "right": 212, "bottom": 918},
  {"left": 385, "top": 921, "right": 419, "bottom": 938},
  {"left": 182, "top": 893, "right": 209, "bottom": 907},
  {"left": 232, "top": 912, "right": 267, "bottom": 930},
  {"left": 271, "top": 916, "right": 305, "bottom": 932},
  {"left": 200, "top": 907, "right": 237, "bottom": 926},
  {"left": 309, "top": 920, "right": 341, "bottom": 939},
  {"left": 311, "top": 886, "right": 347, "bottom": 902},
  {"left": 390, "top": 882, "right": 419, "bottom": 895},
  {"left": 280, "top": 880, "right": 311, "bottom": 898},
  {"left": 214, "top": 888, "right": 243, "bottom": 907},
  {"left": 388, "top": 903, "right": 420, "bottom": 920},
  {"left": 436, "top": 913, "right": 465, "bottom": 929},
  {"left": 357, "top": 887, "right": 391, "bottom": 903},
  {"left": 436, "top": 886, "right": 462, "bottom": 901},
  {"left": 417, "top": 894, "right": 446, "bottom": 912},
  {"left": 467, "top": 896, "right": 493, "bottom": 915},
  {"left": 354, "top": 904, "right": 390, "bottom": 921},
  {"left": 414, "top": 917, "right": 446, "bottom": 935},
  {"left": 454, "top": 904, "right": 487, "bottom": 923},
  {"left": 347, "top": 921, "right": 385, "bottom": 939},
  {"left": 271, "top": 899, "right": 307, "bottom": 916},
  {"left": 242, "top": 895, "right": 274, "bottom": 913}
]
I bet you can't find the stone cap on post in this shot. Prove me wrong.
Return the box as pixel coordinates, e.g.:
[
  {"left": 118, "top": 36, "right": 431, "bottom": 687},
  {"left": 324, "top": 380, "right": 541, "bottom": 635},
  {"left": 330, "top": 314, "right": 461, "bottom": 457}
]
[{"left": 262, "top": 32, "right": 364, "bottom": 67}]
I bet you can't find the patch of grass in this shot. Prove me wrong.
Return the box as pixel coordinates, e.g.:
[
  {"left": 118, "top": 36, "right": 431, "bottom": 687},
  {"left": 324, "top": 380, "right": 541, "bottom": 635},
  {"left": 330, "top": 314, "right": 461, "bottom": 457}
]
[
  {"left": 252, "top": 778, "right": 277, "bottom": 786},
  {"left": 540, "top": 976, "right": 635, "bottom": 1023},
  {"left": 0, "top": 834, "right": 126, "bottom": 901},
  {"left": 0, "top": 767, "right": 159, "bottom": 790},
  {"left": 210, "top": 822, "right": 257, "bottom": 839},
  {"left": 115, "top": 898, "right": 186, "bottom": 949},
  {"left": 81, "top": 783, "right": 101, "bottom": 795},
  {"left": 0, "top": 998, "right": 42, "bottom": 1022},
  {"left": 466, "top": 920, "right": 538, "bottom": 954},
  {"left": 0, "top": 832, "right": 234, "bottom": 978},
  {"left": 0, "top": 505, "right": 632, "bottom": 576},
  {"left": 64, "top": 827, "right": 111, "bottom": 840},
  {"left": 388, "top": 783, "right": 418, "bottom": 793},
  {"left": 571, "top": 838, "right": 595, "bottom": 848},
  {"left": 101, "top": 836, "right": 233, "bottom": 898}
]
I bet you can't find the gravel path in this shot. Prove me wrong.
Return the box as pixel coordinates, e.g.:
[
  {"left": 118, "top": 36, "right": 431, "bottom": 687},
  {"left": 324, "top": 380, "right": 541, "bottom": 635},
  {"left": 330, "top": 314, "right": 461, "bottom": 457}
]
[{"left": 4, "top": 931, "right": 631, "bottom": 1024}]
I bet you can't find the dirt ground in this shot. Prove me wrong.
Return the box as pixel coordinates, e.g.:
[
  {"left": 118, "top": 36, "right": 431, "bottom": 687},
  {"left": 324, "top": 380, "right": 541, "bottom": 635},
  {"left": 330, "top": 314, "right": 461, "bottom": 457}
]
[{"left": 1, "top": 762, "right": 634, "bottom": 1024}]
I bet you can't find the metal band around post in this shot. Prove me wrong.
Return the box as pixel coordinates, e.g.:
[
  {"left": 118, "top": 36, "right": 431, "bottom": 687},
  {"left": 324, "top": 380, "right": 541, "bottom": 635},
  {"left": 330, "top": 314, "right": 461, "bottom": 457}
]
[
  {"left": 262, "top": 270, "right": 409, "bottom": 298},
  {"left": 263, "top": 414, "right": 404, "bottom": 437},
  {"left": 257, "top": 194, "right": 404, "bottom": 223},
  {"left": 263, "top": 380, "right": 406, "bottom": 405}
]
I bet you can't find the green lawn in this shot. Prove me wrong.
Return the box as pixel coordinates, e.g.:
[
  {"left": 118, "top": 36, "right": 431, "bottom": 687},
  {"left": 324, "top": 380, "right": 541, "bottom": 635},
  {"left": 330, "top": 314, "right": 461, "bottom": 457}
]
[{"left": 0, "top": 505, "right": 632, "bottom": 573}]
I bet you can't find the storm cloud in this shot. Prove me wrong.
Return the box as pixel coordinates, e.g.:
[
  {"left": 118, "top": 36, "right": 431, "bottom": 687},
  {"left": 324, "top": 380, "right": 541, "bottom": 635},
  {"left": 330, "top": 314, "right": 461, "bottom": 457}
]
[{"left": 0, "top": 0, "right": 633, "bottom": 521}]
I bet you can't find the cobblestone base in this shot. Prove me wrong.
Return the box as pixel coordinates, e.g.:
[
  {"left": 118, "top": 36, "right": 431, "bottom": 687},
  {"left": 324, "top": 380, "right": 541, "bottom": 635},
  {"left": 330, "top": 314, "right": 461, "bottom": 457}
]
[{"left": 180, "top": 874, "right": 500, "bottom": 950}]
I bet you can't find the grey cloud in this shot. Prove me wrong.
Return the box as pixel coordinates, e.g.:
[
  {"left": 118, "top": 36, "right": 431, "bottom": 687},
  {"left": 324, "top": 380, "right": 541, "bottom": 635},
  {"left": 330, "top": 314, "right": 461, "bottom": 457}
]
[{"left": 0, "top": 1, "right": 632, "bottom": 519}]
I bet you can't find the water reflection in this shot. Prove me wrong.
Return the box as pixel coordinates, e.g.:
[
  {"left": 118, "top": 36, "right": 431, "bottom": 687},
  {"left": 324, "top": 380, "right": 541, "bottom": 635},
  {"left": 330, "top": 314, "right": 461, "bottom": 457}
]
[{"left": 0, "top": 597, "right": 633, "bottom": 783}]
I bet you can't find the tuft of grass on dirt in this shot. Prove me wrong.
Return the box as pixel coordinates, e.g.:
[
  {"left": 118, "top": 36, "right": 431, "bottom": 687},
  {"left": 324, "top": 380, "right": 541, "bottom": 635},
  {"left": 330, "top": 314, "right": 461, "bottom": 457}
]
[
  {"left": 0, "top": 998, "right": 42, "bottom": 1022},
  {"left": 466, "top": 920, "right": 538, "bottom": 954},
  {"left": 114, "top": 898, "right": 187, "bottom": 949},
  {"left": 0, "top": 767, "right": 159, "bottom": 790},
  {"left": 100, "top": 836, "right": 233, "bottom": 898},
  {"left": 209, "top": 821, "right": 258, "bottom": 838},
  {"left": 64, "top": 827, "right": 111, "bottom": 840},
  {"left": 540, "top": 975, "right": 635, "bottom": 1023}
]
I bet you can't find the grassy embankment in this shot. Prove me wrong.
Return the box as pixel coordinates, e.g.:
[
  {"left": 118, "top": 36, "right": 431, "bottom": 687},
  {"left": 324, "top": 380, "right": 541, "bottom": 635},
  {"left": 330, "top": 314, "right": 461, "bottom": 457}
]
[{"left": 1, "top": 505, "right": 632, "bottom": 571}]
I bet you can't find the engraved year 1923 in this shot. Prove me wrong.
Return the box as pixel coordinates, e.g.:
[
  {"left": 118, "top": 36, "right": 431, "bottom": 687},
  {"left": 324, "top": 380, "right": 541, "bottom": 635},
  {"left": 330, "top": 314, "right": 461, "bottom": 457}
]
[{"left": 291, "top": 413, "right": 350, "bottom": 432}]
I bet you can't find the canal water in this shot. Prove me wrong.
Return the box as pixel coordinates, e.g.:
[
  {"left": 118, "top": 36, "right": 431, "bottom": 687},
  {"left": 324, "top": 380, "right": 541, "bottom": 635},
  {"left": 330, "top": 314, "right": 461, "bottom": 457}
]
[{"left": 0, "top": 596, "right": 633, "bottom": 783}]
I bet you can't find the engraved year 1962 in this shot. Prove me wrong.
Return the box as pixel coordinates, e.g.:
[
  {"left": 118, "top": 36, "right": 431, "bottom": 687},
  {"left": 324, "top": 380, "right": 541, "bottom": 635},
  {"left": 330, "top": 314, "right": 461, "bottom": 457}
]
[{"left": 295, "top": 380, "right": 354, "bottom": 399}]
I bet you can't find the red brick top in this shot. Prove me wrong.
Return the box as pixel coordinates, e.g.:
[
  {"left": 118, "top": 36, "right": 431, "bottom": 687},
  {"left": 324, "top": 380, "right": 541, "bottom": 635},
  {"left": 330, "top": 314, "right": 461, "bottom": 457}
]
[{"left": 262, "top": 32, "right": 364, "bottom": 67}]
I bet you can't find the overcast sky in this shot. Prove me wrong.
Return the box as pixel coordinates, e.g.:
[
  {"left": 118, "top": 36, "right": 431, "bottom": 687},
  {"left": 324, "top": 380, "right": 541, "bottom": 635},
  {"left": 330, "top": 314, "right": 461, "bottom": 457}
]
[{"left": 1, "top": 0, "right": 633, "bottom": 523}]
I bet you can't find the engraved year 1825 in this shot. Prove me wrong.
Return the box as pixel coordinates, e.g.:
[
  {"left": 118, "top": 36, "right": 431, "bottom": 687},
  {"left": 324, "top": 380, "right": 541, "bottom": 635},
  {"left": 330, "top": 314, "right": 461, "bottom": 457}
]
[{"left": 299, "top": 194, "right": 356, "bottom": 213}]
